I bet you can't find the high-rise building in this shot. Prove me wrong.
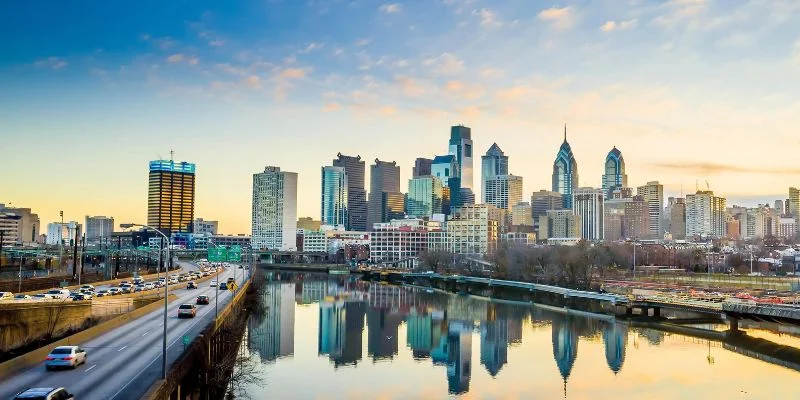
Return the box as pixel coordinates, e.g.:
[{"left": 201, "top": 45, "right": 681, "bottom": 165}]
[
  {"left": 636, "top": 181, "right": 664, "bottom": 239},
  {"left": 407, "top": 176, "right": 444, "bottom": 218},
  {"left": 147, "top": 159, "right": 196, "bottom": 234},
  {"left": 0, "top": 212, "right": 22, "bottom": 245},
  {"left": 0, "top": 204, "right": 40, "bottom": 245},
  {"left": 85, "top": 216, "right": 114, "bottom": 243},
  {"left": 484, "top": 175, "right": 523, "bottom": 211},
  {"left": 601, "top": 147, "right": 627, "bottom": 200},
  {"left": 333, "top": 153, "right": 368, "bottom": 231},
  {"left": 531, "top": 190, "right": 563, "bottom": 232},
  {"left": 775, "top": 200, "right": 785, "bottom": 216},
  {"left": 321, "top": 166, "right": 348, "bottom": 227},
  {"left": 572, "top": 187, "right": 604, "bottom": 241},
  {"left": 368, "top": 159, "right": 402, "bottom": 227},
  {"left": 538, "top": 210, "right": 581, "bottom": 240},
  {"left": 448, "top": 125, "right": 475, "bottom": 208},
  {"left": 670, "top": 198, "right": 686, "bottom": 240},
  {"left": 552, "top": 126, "right": 579, "bottom": 209},
  {"left": 623, "top": 196, "right": 649, "bottom": 240},
  {"left": 611, "top": 187, "right": 633, "bottom": 199},
  {"left": 686, "top": 191, "right": 726, "bottom": 239},
  {"left": 193, "top": 218, "right": 218, "bottom": 235},
  {"left": 603, "top": 198, "right": 630, "bottom": 241},
  {"left": 790, "top": 188, "right": 800, "bottom": 233},
  {"left": 46, "top": 221, "right": 80, "bottom": 246},
  {"left": 252, "top": 166, "right": 298, "bottom": 251},
  {"left": 481, "top": 143, "right": 508, "bottom": 202},
  {"left": 432, "top": 155, "right": 458, "bottom": 215},
  {"left": 412, "top": 158, "right": 433, "bottom": 178},
  {"left": 511, "top": 202, "right": 533, "bottom": 227}
]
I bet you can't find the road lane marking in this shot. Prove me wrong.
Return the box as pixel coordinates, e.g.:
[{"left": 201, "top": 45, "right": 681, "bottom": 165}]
[
  {"left": 85, "top": 364, "right": 97, "bottom": 372},
  {"left": 141, "top": 330, "right": 151, "bottom": 337},
  {"left": 118, "top": 345, "right": 127, "bottom": 352}
]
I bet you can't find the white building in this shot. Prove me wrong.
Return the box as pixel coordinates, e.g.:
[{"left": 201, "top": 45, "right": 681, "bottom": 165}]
[
  {"left": 297, "top": 229, "right": 327, "bottom": 252},
  {"left": 636, "top": 181, "right": 664, "bottom": 239},
  {"left": 449, "top": 205, "right": 498, "bottom": 255},
  {"left": 778, "top": 217, "right": 797, "bottom": 239},
  {"left": 193, "top": 218, "right": 219, "bottom": 235},
  {"left": 483, "top": 175, "right": 523, "bottom": 211},
  {"left": 572, "top": 187, "right": 604, "bottom": 241},
  {"left": 46, "top": 221, "right": 80, "bottom": 245},
  {"left": 686, "top": 191, "right": 726, "bottom": 239},
  {"left": 369, "top": 218, "right": 447, "bottom": 265},
  {"left": 0, "top": 213, "right": 21, "bottom": 244},
  {"left": 252, "top": 166, "right": 298, "bottom": 251}
]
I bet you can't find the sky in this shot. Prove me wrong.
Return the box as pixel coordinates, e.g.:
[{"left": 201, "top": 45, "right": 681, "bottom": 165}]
[{"left": 2, "top": 0, "right": 800, "bottom": 234}]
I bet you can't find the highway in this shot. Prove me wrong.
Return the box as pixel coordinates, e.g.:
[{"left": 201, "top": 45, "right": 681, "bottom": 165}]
[{"left": 0, "top": 261, "right": 249, "bottom": 400}]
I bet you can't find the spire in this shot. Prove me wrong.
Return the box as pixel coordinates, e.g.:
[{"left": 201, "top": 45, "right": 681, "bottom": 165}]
[{"left": 563, "top": 124, "right": 567, "bottom": 143}]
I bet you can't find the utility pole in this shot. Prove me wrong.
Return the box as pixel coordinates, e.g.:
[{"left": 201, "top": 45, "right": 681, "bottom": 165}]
[
  {"left": 0, "top": 229, "right": 5, "bottom": 269},
  {"left": 59, "top": 211, "right": 64, "bottom": 272},
  {"left": 72, "top": 225, "right": 79, "bottom": 280},
  {"left": 79, "top": 233, "right": 85, "bottom": 285}
]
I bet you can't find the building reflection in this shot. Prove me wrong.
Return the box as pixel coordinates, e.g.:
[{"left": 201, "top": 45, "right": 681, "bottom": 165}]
[
  {"left": 447, "top": 320, "right": 473, "bottom": 394},
  {"left": 248, "top": 282, "right": 295, "bottom": 363},
  {"left": 603, "top": 322, "right": 628, "bottom": 374},
  {"left": 551, "top": 316, "right": 579, "bottom": 387},
  {"left": 480, "top": 305, "right": 509, "bottom": 377},
  {"left": 318, "top": 292, "right": 367, "bottom": 367}
]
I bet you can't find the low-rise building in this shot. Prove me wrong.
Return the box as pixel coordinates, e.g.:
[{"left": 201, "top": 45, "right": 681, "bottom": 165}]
[
  {"left": 538, "top": 210, "right": 581, "bottom": 241},
  {"left": 449, "top": 205, "right": 498, "bottom": 256},
  {"left": 369, "top": 218, "right": 446, "bottom": 265},
  {"left": 296, "top": 229, "right": 327, "bottom": 252}
]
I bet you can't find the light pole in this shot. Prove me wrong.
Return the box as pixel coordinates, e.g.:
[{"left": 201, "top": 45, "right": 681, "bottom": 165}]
[
  {"left": 206, "top": 237, "right": 221, "bottom": 323},
  {"left": 121, "top": 223, "right": 170, "bottom": 380}
]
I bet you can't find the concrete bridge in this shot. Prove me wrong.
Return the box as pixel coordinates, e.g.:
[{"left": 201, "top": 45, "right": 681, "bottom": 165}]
[{"left": 625, "top": 296, "right": 800, "bottom": 326}]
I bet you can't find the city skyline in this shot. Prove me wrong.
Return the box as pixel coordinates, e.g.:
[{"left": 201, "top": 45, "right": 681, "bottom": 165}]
[{"left": 4, "top": 1, "right": 800, "bottom": 233}]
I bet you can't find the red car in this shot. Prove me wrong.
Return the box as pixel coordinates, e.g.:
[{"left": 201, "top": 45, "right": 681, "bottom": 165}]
[{"left": 196, "top": 295, "right": 210, "bottom": 305}]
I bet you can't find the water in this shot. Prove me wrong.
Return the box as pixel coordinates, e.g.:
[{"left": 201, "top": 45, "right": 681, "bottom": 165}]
[{"left": 236, "top": 272, "right": 800, "bottom": 399}]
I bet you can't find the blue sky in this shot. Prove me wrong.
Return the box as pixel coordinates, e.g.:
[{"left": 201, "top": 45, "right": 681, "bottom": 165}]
[{"left": 2, "top": 0, "right": 800, "bottom": 233}]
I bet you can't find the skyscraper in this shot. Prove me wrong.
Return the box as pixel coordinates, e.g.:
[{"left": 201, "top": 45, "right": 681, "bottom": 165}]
[
  {"left": 623, "top": 195, "right": 649, "bottom": 240},
  {"left": 252, "top": 166, "right": 298, "bottom": 251},
  {"left": 432, "top": 155, "right": 458, "bottom": 215},
  {"left": 321, "top": 166, "right": 348, "bottom": 227},
  {"left": 407, "top": 176, "right": 444, "bottom": 218},
  {"left": 572, "top": 187, "right": 604, "bottom": 241},
  {"left": 484, "top": 175, "right": 523, "bottom": 211},
  {"left": 412, "top": 158, "right": 433, "bottom": 178},
  {"left": 636, "top": 181, "right": 664, "bottom": 239},
  {"left": 85, "top": 216, "right": 114, "bottom": 243},
  {"left": 602, "top": 147, "right": 627, "bottom": 200},
  {"left": 552, "top": 126, "right": 579, "bottom": 209},
  {"left": 449, "top": 125, "right": 474, "bottom": 208},
  {"left": 368, "top": 159, "right": 402, "bottom": 227},
  {"left": 147, "top": 159, "right": 196, "bottom": 234},
  {"left": 670, "top": 198, "right": 686, "bottom": 240},
  {"left": 333, "top": 153, "right": 367, "bottom": 231},
  {"left": 531, "top": 190, "right": 563, "bottom": 232},
  {"left": 686, "top": 191, "right": 726, "bottom": 239},
  {"left": 481, "top": 143, "right": 508, "bottom": 202}
]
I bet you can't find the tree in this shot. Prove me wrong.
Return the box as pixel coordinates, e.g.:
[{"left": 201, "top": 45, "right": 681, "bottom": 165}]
[{"left": 419, "top": 250, "right": 454, "bottom": 273}]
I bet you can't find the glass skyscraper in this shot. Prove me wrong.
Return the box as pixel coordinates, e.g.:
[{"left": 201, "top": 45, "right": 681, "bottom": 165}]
[
  {"left": 367, "top": 159, "right": 402, "bottom": 227},
  {"left": 448, "top": 125, "right": 474, "bottom": 209},
  {"left": 147, "top": 159, "right": 195, "bottom": 234},
  {"left": 321, "top": 166, "right": 348, "bottom": 227},
  {"left": 601, "top": 147, "right": 627, "bottom": 200},
  {"left": 551, "top": 126, "right": 579, "bottom": 209},
  {"left": 407, "top": 176, "right": 444, "bottom": 218},
  {"left": 333, "top": 153, "right": 367, "bottom": 231},
  {"left": 481, "top": 143, "right": 508, "bottom": 204}
]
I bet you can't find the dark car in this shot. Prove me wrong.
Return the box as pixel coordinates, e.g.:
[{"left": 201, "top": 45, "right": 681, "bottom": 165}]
[
  {"left": 218, "top": 282, "right": 228, "bottom": 291},
  {"left": 187, "top": 281, "right": 198, "bottom": 289},
  {"left": 13, "top": 387, "right": 74, "bottom": 400},
  {"left": 196, "top": 295, "right": 210, "bottom": 305}
]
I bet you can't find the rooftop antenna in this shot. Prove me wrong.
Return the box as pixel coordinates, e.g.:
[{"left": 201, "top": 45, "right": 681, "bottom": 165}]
[
  {"left": 563, "top": 124, "right": 567, "bottom": 142},
  {"left": 170, "top": 149, "right": 174, "bottom": 162}
]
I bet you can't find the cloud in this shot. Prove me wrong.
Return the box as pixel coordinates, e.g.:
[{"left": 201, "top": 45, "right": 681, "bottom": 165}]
[
  {"left": 243, "top": 75, "right": 261, "bottom": 88},
  {"left": 444, "top": 80, "right": 485, "bottom": 99},
  {"left": 601, "top": 18, "right": 637, "bottom": 32},
  {"left": 217, "top": 63, "right": 248, "bottom": 76},
  {"left": 167, "top": 54, "right": 184, "bottom": 63},
  {"left": 653, "top": 0, "right": 708, "bottom": 28},
  {"left": 355, "top": 38, "right": 371, "bottom": 46},
  {"left": 480, "top": 67, "right": 504, "bottom": 78},
  {"left": 422, "top": 52, "right": 464, "bottom": 75},
  {"left": 34, "top": 56, "right": 68, "bottom": 70},
  {"left": 167, "top": 54, "right": 198, "bottom": 65},
  {"left": 649, "top": 162, "right": 800, "bottom": 176},
  {"left": 395, "top": 76, "right": 425, "bottom": 96},
  {"left": 299, "top": 42, "right": 324, "bottom": 53},
  {"left": 323, "top": 103, "right": 342, "bottom": 112},
  {"left": 394, "top": 59, "right": 410, "bottom": 68},
  {"left": 332, "top": 48, "right": 344, "bottom": 56},
  {"left": 209, "top": 40, "right": 225, "bottom": 47},
  {"left": 472, "top": 8, "right": 502, "bottom": 27},
  {"left": 379, "top": 3, "right": 401, "bottom": 13},
  {"left": 277, "top": 68, "right": 307, "bottom": 79},
  {"left": 537, "top": 6, "right": 573, "bottom": 29},
  {"left": 716, "top": 32, "right": 753, "bottom": 47},
  {"left": 495, "top": 86, "right": 528, "bottom": 101}
]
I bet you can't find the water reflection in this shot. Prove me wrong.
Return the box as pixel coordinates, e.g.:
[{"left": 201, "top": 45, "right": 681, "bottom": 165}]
[{"left": 241, "top": 272, "right": 800, "bottom": 399}]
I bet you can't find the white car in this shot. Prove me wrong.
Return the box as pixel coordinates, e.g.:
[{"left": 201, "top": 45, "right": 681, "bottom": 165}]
[
  {"left": 44, "top": 289, "right": 71, "bottom": 300},
  {"left": 13, "top": 294, "right": 32, "bottom": 301},
  {"left": 79, "top": 284, "right": 95, "bottom": 292},
  {"left": 0, "top": 292, "right": 14, "bottom": 301},
  {"left": 45, "top": 345, "right": 87, "bottom": 370},
  {"left": 210, "top": 279, "right": 217, "bottom": 287},
  {"left": 144, "top": 283, "right": 155, "bottom": 290}
]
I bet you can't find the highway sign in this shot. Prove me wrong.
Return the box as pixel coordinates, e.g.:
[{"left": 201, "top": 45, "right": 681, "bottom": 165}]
[
  {"left": 182, "top": 335, "right": 190, "bottom": 346},
  {"left": 227, "top": 246, "right": 242, "bottom": 262},
  {"left": 208, "top": 247, "right": 227, "bottom": 262}
]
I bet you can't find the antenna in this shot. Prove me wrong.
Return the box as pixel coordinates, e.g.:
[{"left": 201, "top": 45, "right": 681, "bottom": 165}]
[
  {"left": 170, "top": 149, "right": 174, "bottom": 162},
  {"left": 705, "top": 180, "right": 710, "bottom": 191}
]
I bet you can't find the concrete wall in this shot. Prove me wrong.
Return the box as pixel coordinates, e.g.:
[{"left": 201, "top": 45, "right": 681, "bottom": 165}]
[{"left": 0, "top": 301, "right": 92, "bottom": 353}]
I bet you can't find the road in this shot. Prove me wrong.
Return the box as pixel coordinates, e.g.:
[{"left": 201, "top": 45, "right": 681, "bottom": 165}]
[{"left": 0, "top": 261, "right": 249, "bottom": 399}]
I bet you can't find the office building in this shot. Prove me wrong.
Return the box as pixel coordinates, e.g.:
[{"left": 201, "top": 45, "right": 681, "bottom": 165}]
[
  {"left": 601, "top": 147, "right": 628, "bottom": 200},
  {"left": 775, "top": 200, "right": 785, "bottom": 216},
  {"left": 0, "top": 204, "right": 40, "bottom": 245},
  {"left": 778, "top": 217, "right": 797, "bottom": 239},
  {"left": 623, "top": 196, "right": 649, "bottom": 240},
  {"left": 321, "top": 166, "right": 349, "bottom": 227},
  {"left": 484, "top": 175, "right": 523, "bottom": 211},
  {"left": 46, "top": 221, "right": 80, "bottom": 246},
  {"left": 297, "top": 217, "right": 321, "bottom": 231},
  {"left": 85, "top": 216, "right": 114, "bottom": 243},
  {"left": 538, "top": 210, "right": 581, "bottom": 240},
  {"left": 370, "top": 218, "right": 447, "bottom": 265},
  {"left": 333, "top": 153, "right": 368, "bottom": 231},
  {"left": 210, "top": 234, "right": 251, "bottom": 248},
  {"left": 481, "top": 143, "right": 508, "bottom": 203},
  {"left": 407, "top": 176, "right": 444, "bottom": 218},
  {"left": 0, "top": 213, "right": 21, "bottom": 244},
  {"left": 603, "top": 198, "right": 630, "bottom": 241},
  {"left": 147, "top": 159, "right": 196, "bottom": 235},
  {"left": 192, "top": 218, "right": 218, "bottom": 235},
  {"left": 686, "top": 191, "right": 726, "bottom": 239},
  {"left": 449, "top": 205, "right": 498, "bottom": 255},
  {"left": 552, "top": 126, "right": 579, "bottom": 209},
  {"left": 412, "top": 158, "right": 433, "bottom": 178},
  {"left": 511, "top": 202, "right": 533, "bottom": 227},
  {"left": 573, "top": 187, "right": 604, "bottom": 241},
  {"left": 448, "top": 125, "right": 475, "bottom": 208},
  {"left": 250, "top": 282, "right": 295, "bottom": 362},
  {"left": 531, "top": 190, "right": 563, "bottom": 232},
  {"left": 296, "top": 229, "right": 327, "bottom": 252},
  {"left": 790, "top": 187, "right": 800, "bottom": 217},
  {"left": 611, "top": 187, "right": 633, "bottom": 199},
  {"left": 432, "top": 155, "right": 458, "bottom": 215},
  {"left": 636, "top": 181, "right": 664, "bottom": 239},
  {"left": 368, "top": 159, "right": 402, "bottom": 226},
  {"left": 670, "top": 198, "right": 686, "bottom": 240},
  {"left": 252, "top": 166, "right": 298, "bottom": 251}
]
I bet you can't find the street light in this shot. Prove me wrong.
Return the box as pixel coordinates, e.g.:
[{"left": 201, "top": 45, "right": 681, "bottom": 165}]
[{"left": 120, "top": 223, "right": 170, "bottom": 380}]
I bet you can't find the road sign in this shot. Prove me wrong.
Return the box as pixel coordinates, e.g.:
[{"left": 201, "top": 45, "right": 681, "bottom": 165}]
[
  {"left": 208, "top": 247, "right": 227, "bottom": 262},
  {"left": 182, "top": 335, "right": 190, "bottom": 346},
  {"left": 227, "top": 246, "right": 242, "bottom": 262}
]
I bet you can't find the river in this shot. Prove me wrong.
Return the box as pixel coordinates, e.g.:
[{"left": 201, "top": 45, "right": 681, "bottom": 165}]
[{"left": 233, "top": 271, "right": 800, "bottom": 399}]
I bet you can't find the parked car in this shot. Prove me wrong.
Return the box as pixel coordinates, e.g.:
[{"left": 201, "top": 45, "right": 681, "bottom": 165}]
[
  {"left": 14, "top": 294, "right": 32, "bottom": 301},
  {"left": 196, "top": 295, "right": 210, "bottom": 305},
  {"left": 187, "top": 281, "right": 198, "bottom": 289},
  {"left": 45, "top": 345, "right": 87, "bottom": 370},
  {"left": 108, "top": 288, "right": 122, "bottom": 296},
  {"left": 13, "top": 387, "right": 74, "bottom": 400},
  {"left": 178, "top": 303, "right": 197, "bottom": 318},
  {"left": 44, "top": 289, "right": 71, "bottom": 300},
  {"left": 0, "top": 292, "right": 14, "bottom": 301}
]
